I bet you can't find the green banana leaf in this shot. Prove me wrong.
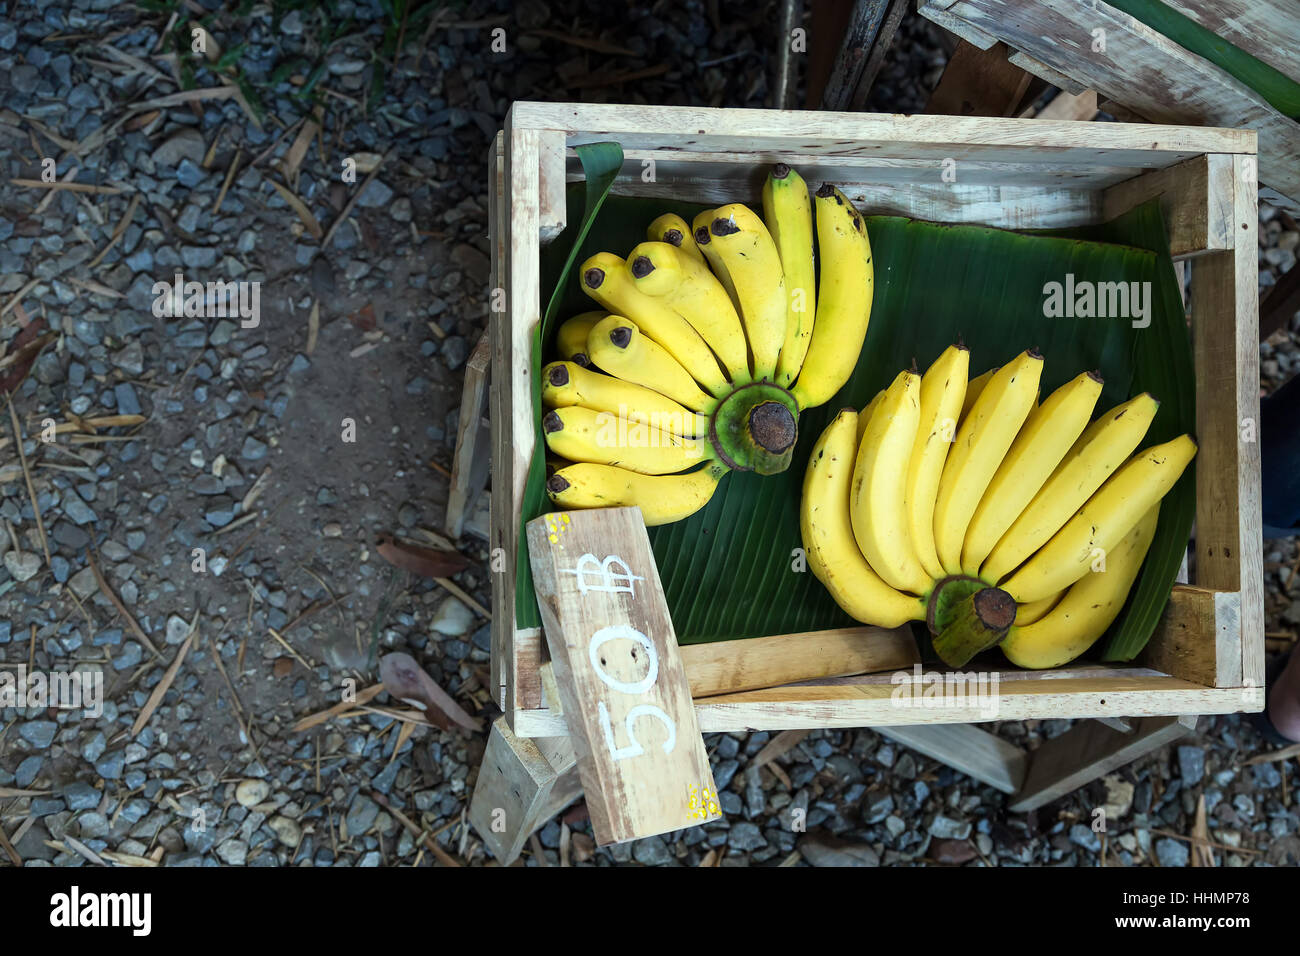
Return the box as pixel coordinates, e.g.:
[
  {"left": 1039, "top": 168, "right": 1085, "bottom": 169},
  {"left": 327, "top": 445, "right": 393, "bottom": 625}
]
[
  {"left": 516, "top": 146, "right": 1195, "bottom": 666},
  {"left": 1106, "top": 0, "right": 1300, "bottom": 118}
]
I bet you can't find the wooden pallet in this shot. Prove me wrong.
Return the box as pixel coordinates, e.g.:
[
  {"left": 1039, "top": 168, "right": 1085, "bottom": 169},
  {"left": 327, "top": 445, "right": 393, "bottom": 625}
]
[
  {"left": 916, "top": 0, "right": 1300, "bottom": 215},
  {"left": 488, "top": 102, "right": 1263, "bottom": 740}
]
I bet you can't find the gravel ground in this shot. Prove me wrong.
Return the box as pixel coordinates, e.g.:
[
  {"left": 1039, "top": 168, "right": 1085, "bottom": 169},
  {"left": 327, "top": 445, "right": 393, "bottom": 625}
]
[{"left": 0, "top": 0, "right": 1295, "bottom": 868}]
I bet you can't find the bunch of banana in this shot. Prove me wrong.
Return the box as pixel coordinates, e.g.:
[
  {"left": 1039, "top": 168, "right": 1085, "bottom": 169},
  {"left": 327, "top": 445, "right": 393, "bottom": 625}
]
[
  {"left": 801, "top": 344, "right": 1196, "bottom": 669},
  {"left": 543, "top": 164, "right": 879, "bottom": 527}
]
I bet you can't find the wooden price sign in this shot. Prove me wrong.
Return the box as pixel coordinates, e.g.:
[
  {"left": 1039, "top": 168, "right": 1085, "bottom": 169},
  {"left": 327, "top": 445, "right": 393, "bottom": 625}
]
[{"left": 526, "top": 506, "right": 719, "bottom": 845}]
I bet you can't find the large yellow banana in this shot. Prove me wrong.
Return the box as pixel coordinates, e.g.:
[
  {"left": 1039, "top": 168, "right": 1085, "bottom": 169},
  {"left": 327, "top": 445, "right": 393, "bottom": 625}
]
[
  {"left": 1002, "top": 503, "right": 1160, "bottom": 668},
  {"left": 856, "top": 388, "right": 884, "bottom": 445},
  {"left": 556, "top": 311, "right": 605, "bottom": 367},
  {"left": 541, "top": 360, "right": 707, "bottom": 437},
  {"left": 579, "top": 252, "right": 729, "bottom": 397},
  {"left": 790, "top": 185, "right": 874, "bottom": 411},
  {"left": 980, "top": 392, "right": 1159, "bottom": 584},
  {"left": 850, "top": 369, "right": 932, "bottom": 596},
  {"left": 547, "top": 461, "right": 728, "bottom": 526},
  {"left": 932, "top": 349, "right": 1043, "bottom": 575},
  {"left": 802, "top": 410, "right": 927, "bottom": 628},
  {"left": 586, "top": 316, "right": 717, "bottom": 413},
  {"left": 961, "top": 366, "right": 996, "bottom": 423},
  {"left": 626, "top": 241, "right": 749, "bottom": 383},
  {"left": 692, "top": 204, "right": 787, "bottom": 382},
  {"left": 541, "top": 405, "right": 711, "bottom": 476},
  {"left": 1002, "top": 435, "right": 1195, "bottom": 604},
  {"left": 907, "top": 345, "right": 970, "bottom": 581},
  {"left": 961, "top": 370, "right": 1103, "bottom": 576},
  {"left": 763, "top": 165, "right": 816, "bottom": 389},
  {"left": 647, "top": 213, "right": 705, "bottom": 265}
]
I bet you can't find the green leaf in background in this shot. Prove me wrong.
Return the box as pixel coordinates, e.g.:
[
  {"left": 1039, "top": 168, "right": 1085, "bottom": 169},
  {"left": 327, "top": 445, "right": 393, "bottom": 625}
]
[
  {"left": 1106, "top": 0, "right": 1300, "bottom": 118},
  {"left": 515, "top": 142, "right": 625, "bottom": 628},
  {"left": 519, "top": 168, "right": 1195, "bottom": 665}
]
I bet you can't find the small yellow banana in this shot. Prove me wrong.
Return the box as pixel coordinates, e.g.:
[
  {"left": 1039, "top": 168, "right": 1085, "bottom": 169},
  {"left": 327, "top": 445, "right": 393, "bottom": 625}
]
[
  {"left": 802, "top": 409, "right": 927, "bottom": 628},
  {"left": 547, "top": 461, "right": 728, "bottom": 526},
  {"left": 579, "top": 252, "right": 729, "bottom": 397},
  {"left": 692, "top": 204, "right": 787, "bottom": 382},
  {"left": 541, "top": 405, "right": 711, "bottom": 476},
  {"left": 1002, "top": 503, "right": 1160, "bottom": 668},
  {"left": 1013, "top": 591, "right": 1063, "bottom": 627},
  {"left": 555, "top": 311, "right": 606, "bottom": 367},
  {"left": 763, "top": 164, "right": 816, "bottom": 389},
  {"left": 1002, "top": 435, "right": 1195, "bottom": 604},
  {"left": 960, "top": 366, "right": 996, "bottom": 423},
  {"left": 932, "top": 349, "right": 1043, "bottom": 575},
  {"left": 585, "top": 315, "right": 717, "bottom": 413},
  {"left": 856, "top": 388, "right": 884, "bottom": 445},
  {"left": 850, "top": 369, "right": 932, "bottom": 596},
  {"left": 980, "top": 392, "right": 1160, "bottom": 584},
  {"left": 626, "top": 240, "right": 749, "bottom": 383},
  {"left": 907, "top": 345, "right": 969, "bottom": 581},
  {"left": 541, "top": 360, "right": 707, "bottom": 437},
  {"left": 647, "top": 213, "right": 705, "bottom": 265},
  {"left": 961, "top": 370, "right": 1103, "bottom": 576},
  {"left": 791, "top": 185, "right": 874, "bottom": 412}
]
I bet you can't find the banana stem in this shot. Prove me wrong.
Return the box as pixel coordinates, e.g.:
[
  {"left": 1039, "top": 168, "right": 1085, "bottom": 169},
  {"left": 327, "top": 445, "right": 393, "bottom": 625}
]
[
  {"left": 927, "top": 575, "right": 1015, "bottom": 668},
  {"left": 708, "top": 381, "right": 799, "bottom": 475}
]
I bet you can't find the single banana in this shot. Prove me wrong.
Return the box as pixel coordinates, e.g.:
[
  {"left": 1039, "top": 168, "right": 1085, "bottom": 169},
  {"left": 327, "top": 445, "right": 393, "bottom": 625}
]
[
  {"left": 1002, "top": 503, "right": 1160, "bottom": 669},
  {"left": 1013, "top": 591, "right": 1063, "bottom": 627},
  {"left": 802, "top": 410, "right": 928, "bottom": 628},
  {"left": 692, "top": 204, "right": 787, "bottom": 382},
  {"left": 579, "top": 252, "right": 730, "bottom": 397},
  {"left": 541, "top": 360, "right": 707, "bottom": 437},
  {"left": 541, "top": 405, "right": 711, "bottom": 476},
  {"left": 961, "top": 366, "right": 996, "bottom": 423},
  {"left": 961, "top": 370, "right": 1104, "bottom": 576},
  {"left": 791, "top": 185, "right": 874, "bottom": 411},
  {"left": 980, "top": 392, "right": 1159, "bottom": 584},
  {"left": 556, "top": 311, "right": 606, "bottom": 367},
  {"left": 585, "top": 315, "right": 717, "bottom": 413},
  {"left": 850, "top": 369, "right": 932, "bottom": 596},
  {"left": 547, "top": 461, "right": 728, "bottom": 526},
  {"left": 1002, "top": 435, "right": 1195, "bottom": 604},
  {"left": 763, "top": 164, "right": 817, "bottom": 389},
  {"left": 856, "top": 388, "right": 884, "bottom": 445},
  {"left": 647, "top": 213, "right": 705, "bottom": 265},
  {"left": 907, "top": 345, "right": 970, "bottom": 581},
  {"left": 626, "top": 241, "right": 750, "bottom": 383},
  {"left": 932, "top": 349, "right": 1043, "bottom": 575}
]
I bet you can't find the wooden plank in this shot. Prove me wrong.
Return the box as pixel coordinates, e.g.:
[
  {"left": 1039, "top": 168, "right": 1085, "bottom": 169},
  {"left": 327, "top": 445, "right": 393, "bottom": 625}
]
[
  {"left": 487, "top": 130, "right": 510, "bottom": 710},
  {"left": 820, "top": 0, "right": 894, "bottom": 111},
  {"left": 1260, "top": 261, "right": 1300, "bottom": 340},
  {"left": 1159, "top": 0, "right": 1300, "bottom": 86},
  {"left": 444, "top": 334, "right": 490, "bottom": 539},
  {"left": 512, "top": 101, "right": 1253, "bottom": 160},
  {"left": 851, "top": 0, "right": 910, "bottom": 110},
  {"left": 1034, "top": 89, "right": 1098, "bottom": 122},
  {"left": 1189, "top": 153, "right": 1264, "bottom": 694},
  {"left": 513, "top": 678, "right": 1251, "bottom": 736},
  {"left": 536, "top": 128, "right": 567, "bottom": 244},
  {"left": 926, "top": 40, "right": 1035, "bottom": 118},
  {"left": 917, "top": 0, "right": 999, "bottom": 50},
  {"left": 937, "top": 0, "right": 1300, "bottom": 206},
  {"left": 1102, "top": 153, "right": 1233, "bottom": 257},
  {"left": 1142, "top": 585, "right": 1241, "bottom": 687},
  {"left": 680, "top": 625, "right": 919, "bottom": 697},
  {"left": 526, "top": 507, "right": 717, "bottom": 845},
  {"left": 468, "top": 717, "right": 582, "bottom": 864},
  {"left": 878, "top": 724, "right": 1027, "bottom": 793},
  {"left": 1007, "top": 50, "right": 1089, "bottom": 96},
  {"left": 1008, "top": 715, "right": 1196, "bottom": 813}
]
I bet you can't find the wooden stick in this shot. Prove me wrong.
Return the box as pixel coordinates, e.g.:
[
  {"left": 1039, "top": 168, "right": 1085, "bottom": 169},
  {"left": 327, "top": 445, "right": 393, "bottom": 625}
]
[
  {"left": 319, "top": 149, "right": 393, "bottom": 250},
  {"left": 86, "top": 547, "right": 164, "bottom": 661},
  {"left": 6, "top": 398, "right": 50, "bottom": 570},
  {"left": 370, "top": 790, "right": 460, "bottom": 867},
  {"left": 9, "top": 178, "right": 123, "bottom": 195},
  {"left": 130, "top": 621, "right": 196, "bottom": 736}
]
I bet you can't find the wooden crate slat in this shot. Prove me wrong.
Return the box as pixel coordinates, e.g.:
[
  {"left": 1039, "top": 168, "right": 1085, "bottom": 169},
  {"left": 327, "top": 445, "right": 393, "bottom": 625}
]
[
  {"left": 878, "top": 723, "right": 1027, "bottom": 794},
  {"left": 929, "top": 0, "right": 1300, "bottom": 208},
  {"left": 1141, "top": 584, "right": 1243, "bottom": 687},
  {"left": 1101, "top": 153, "right": 1234, "bottom": 257}
]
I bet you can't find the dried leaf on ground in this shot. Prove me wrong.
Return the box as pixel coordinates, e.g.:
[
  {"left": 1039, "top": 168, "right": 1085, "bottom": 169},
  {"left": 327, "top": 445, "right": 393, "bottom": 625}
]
[
  {"left": 376, "top": 535, "right": 470, "bottom": 579},
  {"left": 379, "top": 651, "right": 481, "bottom": 732}
]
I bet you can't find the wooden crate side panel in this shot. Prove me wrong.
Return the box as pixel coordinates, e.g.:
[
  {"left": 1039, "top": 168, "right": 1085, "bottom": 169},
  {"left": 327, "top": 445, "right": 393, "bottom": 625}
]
[
  {"left": 1101, "top": 154, "right": 1234, "bottom": 257},
  {"left": 487, "top": 131, "right": 509, "bottom": 709},
  {"left": 1189, "top": 155, "right": 1264, "bottom": 692},
  {"left": 1141, "top": 584, "right": 1242, "bottom": 687},
  {"left": 512, "top": 101, "right": 1253, "bottom": 161}
]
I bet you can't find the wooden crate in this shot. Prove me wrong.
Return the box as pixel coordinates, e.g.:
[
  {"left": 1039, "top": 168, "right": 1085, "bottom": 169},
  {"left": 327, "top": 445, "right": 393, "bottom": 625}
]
[{"left": 489, "top": 102, "right": 1263, "bottom": 738}]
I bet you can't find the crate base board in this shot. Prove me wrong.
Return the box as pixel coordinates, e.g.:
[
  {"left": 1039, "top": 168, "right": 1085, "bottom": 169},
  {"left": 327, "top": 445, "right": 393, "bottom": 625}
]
[{"left": 511, "top": 679, "right": 1261, "bottom": 737}]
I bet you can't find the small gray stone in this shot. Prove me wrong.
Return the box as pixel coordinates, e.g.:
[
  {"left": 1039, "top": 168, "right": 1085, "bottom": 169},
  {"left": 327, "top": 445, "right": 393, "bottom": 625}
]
[
  {"left": 431, "top": 596, "right": 473, "bottom": 636},
  {"left": 727, "top": 821, "right": 767, "bottom": 852},
  {"left": 114, "top": 383, "right": 142, "bottom": 416},
  {"left": 63, "top": 781, "right": 101, "bottom": 811},
  {"left": 4, "top": 550, "right": 40, "bottom": 582},
  {"left": 1155, "top": 837, "right": 1190, "bottom": 867},
  {"left": 345, "top": 794, "right": 379, "bottom": 836},
  {"left": 1177, "top": 745, "right": 1205, "bottom": 786},
  {"left": 632, "top": 836, "right": 674, "bottom": 865},
  {"left": 82, "top": 730, "right": 106, "bottom": 763},
  {"left": 63, "top": 491, "right": 97, "bottom": 526},
  {"left": 356, "top": 180, "right": 394, "bottom": 208},
  {"left": 69, "top": 566, "right": 99, "bottom": 599},
  {"left": 95, "top": 749, "right": 125, "bottom": 780},
  {"left": 16, "top": 755, "right": 42, "bottom": 788},
  {"left": 240, "top": 436, "right": 268, "bottom": 460},
  {"left": 20, "top": 721, "right": 58, "bottom": 750}
]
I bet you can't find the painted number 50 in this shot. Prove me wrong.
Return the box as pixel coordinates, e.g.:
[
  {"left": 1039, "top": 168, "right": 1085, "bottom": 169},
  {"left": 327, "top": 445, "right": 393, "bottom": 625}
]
[{"left": 589, "top": 625, "right": 677, "bottom": 760}]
